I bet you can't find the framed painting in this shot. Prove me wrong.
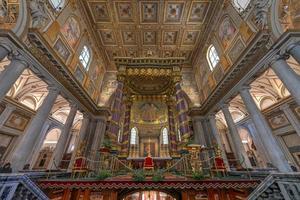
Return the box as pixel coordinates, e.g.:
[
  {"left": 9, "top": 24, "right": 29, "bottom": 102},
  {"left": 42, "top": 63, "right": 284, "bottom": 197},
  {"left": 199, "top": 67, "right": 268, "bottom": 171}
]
[
  {"left": 268, "top": 113, "right": 290, "bottom": 130},
  {"left": 53, "top": 38, "right": 71, "bottom": 62},
  {"left": 0, "top": 133, "right": 13, "bottom": 160},
  {"left": 61, "top": 16, "right": 81, "bottom": 49},
  {"left": 74, "top": 65, "right": 85, "bottom": 84},
  {"left": 228, "top": 37, "right": 245, "bottom": 63},
  {"left": 4, "top": 111, "right": 30, "bottom": 131}
]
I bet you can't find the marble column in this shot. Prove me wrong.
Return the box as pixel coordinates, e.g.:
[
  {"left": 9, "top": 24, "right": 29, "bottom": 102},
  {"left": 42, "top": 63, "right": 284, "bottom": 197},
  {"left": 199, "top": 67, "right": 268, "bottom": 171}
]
[
  {"left": 0, "top": 57, "right": 28, "bottom": 103},
  {"left": 68, "top": 115, "right": 90, "bottom": 171},
  {"left": 90, "top": 117, "right": 107, "bottom": 160},
  {"left": 167, "top": 99, "right": 178, "bottom": 157},
  {"left": 49, "top": 104, "right": 78, "bottom": 169},
  {"left": 107, "top": 80, "right": 124, "bottom": 150},
  {"left": 287, "top": 43, "right": 300, "bottom": 64},
  {"left": 280, "top": 104, "right": 300, "bottom": 137},
  {"left": 239, "top": 86, "right": 292, "bottom": 172},
  {"left": 0, "top": 104, "right": 15, "bottom": 127},
  {"left": 221, "top": 104, "right": 252, "bottom": 168},
  {"left": 175, "top": 82, "right": 191, "bottom": 143},
  {"left": 270, "top": 56, "right": 300, "bottom": 105},
  {"left": 208, "top": 114, "right": 230, "bottom": 170},
  {"left": 29, "top": 120, "right": 52, "bottom": 168},
  {"left": 11, "top": 86, "right": 59, "bottom": 171},
  {"left": 0, "top": 45, "right": 10, "bottom": 61},
  {"left": 245, "top": 120, "right": 270, "bottom": 167},
  {"left": 120, "top": 99, "right": 132, "bottom": 158},
  {"left": 191, "top": 116, "right": 206, "bottom": 146}
]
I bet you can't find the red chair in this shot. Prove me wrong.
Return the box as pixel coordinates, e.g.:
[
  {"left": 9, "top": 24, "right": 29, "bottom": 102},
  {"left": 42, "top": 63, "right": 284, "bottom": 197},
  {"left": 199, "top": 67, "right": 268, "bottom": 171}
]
[
  {"left": 211, "top": 157, "right": 227, "bottom": 176},
  {"left": 72, "top": 157, "right": 88, "bottom": 178},
  {"left": 143, "top": 156, "right": 154, "bottom": 170}
]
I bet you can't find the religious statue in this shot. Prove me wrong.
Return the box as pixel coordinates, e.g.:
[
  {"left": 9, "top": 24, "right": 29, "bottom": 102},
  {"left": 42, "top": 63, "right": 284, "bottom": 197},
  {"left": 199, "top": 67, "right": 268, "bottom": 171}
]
[{"left": 29, "top": 0, "right": 48, "bottom": 28}]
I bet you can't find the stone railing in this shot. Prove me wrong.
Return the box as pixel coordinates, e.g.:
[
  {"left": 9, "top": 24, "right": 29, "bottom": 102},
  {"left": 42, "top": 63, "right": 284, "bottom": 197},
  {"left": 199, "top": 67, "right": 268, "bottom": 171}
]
[
  {"left": 0, "top": 173, "right": 49, "bottom": 200},
  {"left": 248, "top": 173, "right": 300, "bottom": 200}
]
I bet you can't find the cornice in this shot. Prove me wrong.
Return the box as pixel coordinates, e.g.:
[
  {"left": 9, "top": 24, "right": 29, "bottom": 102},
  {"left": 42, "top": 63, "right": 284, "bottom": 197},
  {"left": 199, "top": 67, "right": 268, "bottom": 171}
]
[
  {"left": 200, "top": 31, "right": 271, "bottom": 114},
  {"left": 204, "top": 30, "right": 300, "bottom": 115},
  {"left": 27, "top": 29, "right": 98, "bottom": 112}
]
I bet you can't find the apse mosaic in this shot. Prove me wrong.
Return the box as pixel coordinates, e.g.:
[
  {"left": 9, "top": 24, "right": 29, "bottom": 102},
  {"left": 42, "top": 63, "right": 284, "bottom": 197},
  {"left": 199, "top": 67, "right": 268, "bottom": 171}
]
[
  {"left": 84, "top": 0, "right": 214, "bottom": 70},
  {"left": 131, "top": 101, "right": 168, "bottom": 124}
]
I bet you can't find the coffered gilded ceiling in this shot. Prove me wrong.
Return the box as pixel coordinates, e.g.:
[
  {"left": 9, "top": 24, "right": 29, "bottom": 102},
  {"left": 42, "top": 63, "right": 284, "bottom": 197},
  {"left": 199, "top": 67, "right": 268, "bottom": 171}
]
[{"left": 83, "top": 0, "right": 215, "bottom": 70}]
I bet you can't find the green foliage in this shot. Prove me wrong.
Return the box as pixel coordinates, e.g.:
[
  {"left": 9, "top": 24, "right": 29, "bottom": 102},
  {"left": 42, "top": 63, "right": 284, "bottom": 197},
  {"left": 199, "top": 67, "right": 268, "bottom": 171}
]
[
  {"left": 192, "top": 171, "right": 205, "bottom": 180},
  {"left": 152, "top": 170, "right": 165, "bottom": 182},
  {"left": 102, "top": 138, "right": 112, "bottom": 148},
  {"left": 96, "top": 170, "right": 112, "bottom": 180},
  {"left": 132, "top": 169, "right": 146, "bottom": 182}
]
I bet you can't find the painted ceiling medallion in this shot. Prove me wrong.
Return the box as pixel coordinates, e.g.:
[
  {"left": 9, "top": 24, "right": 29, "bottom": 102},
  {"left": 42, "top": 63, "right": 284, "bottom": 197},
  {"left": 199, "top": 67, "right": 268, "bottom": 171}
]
[
  {"left": 165, "top": 2, "right": 184, "bottom": 23},
  {"left": 188, "top": 2, "right": 210, "bottom": 23},
  {"left": 116, "top": 2, "right": 134, "bottom": 22},
  {"left": 143, "top": 31, "right": 157, "bottom": 45},
  {"left": 100, "top": 30, "right": 116, "bottom": 45},
  {"left": 141, "top": 2, "right": 159, "bottom": 23},
  {"left": 122, "top": 31, "right": 136, "bottom": 45},
  {"left": 163, "top": 31, "right": 178, "bottom": 45},
  {"left": 89, "top": 2, "right": 110, "bottom": 22},
  {"left": 183, "top": 31, "right": 199, "bottom": 45}
]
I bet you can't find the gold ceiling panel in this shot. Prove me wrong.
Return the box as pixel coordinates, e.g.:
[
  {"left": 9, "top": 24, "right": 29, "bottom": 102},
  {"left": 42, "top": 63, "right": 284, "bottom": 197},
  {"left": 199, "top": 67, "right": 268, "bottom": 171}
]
[{"left": 83, "top": 0, "right": 214, "bottom": 70}]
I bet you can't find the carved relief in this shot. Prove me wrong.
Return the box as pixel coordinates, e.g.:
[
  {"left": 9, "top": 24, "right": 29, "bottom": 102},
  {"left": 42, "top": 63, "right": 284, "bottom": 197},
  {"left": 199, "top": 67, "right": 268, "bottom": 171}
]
[
  {"left": 0, "top": 0, "right": 19, "bottom": 28},
  {"left": 29, "top": 0, "right": 48, "bottom": 28}
]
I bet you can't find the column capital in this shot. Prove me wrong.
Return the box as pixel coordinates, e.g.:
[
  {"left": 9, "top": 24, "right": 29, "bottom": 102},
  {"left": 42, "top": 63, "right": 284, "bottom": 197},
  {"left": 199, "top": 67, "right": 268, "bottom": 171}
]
[
  {"left": 239, "top": 85, "right": 251, "bottom": 94},
  {"left": 192, "top": 115, "right": 205, "bottom": 122},
  {"left": 286, "top": 42, "right": 300, "bottom": 54},
  {"left": 69, "top": 102, "right": 78, "bottom": 110},
  {"left": 0, "top": 41, "right": 13, "bottom": 52},
  {"left": 270, "top": 54, "right": 289, "bottom": 66},
  {"left": 7, "top": 51, "right": 28, "bottom": 66},
  {"left": 47, "top": 85, "right": 60, "bottom": 94},
  {"left": 218, "top": 102, "right": 230, "bottom": 110},
  {"left": 208, "top": 113, "right": 217, "bottom": 120},
  {"left": 279, "top": 103, "right": 291, "bottom": 111}
]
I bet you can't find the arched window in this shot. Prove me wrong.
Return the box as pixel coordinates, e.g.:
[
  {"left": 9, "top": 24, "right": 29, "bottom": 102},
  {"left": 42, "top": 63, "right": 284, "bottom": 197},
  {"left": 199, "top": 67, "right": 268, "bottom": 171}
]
[
  {"left": 232, "top": 0, "right": 250, "bottom": 12},
  {"left": 79, "top": 46, "right": 91, "bottom": 70},
  {"left": 162, "top": 127, "right": 169, "bottom": 145},
  {"left": 207, "top": 45, "right": 220, "bottom": 71},
  {"left": 177, "top": 128, "right": 182, "bottom": 142},
  {"left": 49, "top": 0, "right": 65, "bottom": 11},
  {"left": 130, "top": 127, "right": 138, "bottom": 145}
]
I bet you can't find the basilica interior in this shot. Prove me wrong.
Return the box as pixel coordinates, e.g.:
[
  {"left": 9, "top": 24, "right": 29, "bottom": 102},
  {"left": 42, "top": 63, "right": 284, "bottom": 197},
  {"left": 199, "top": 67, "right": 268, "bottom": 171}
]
[{"left": 0, "top": 0, "right": 300, "bottom": 199}]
